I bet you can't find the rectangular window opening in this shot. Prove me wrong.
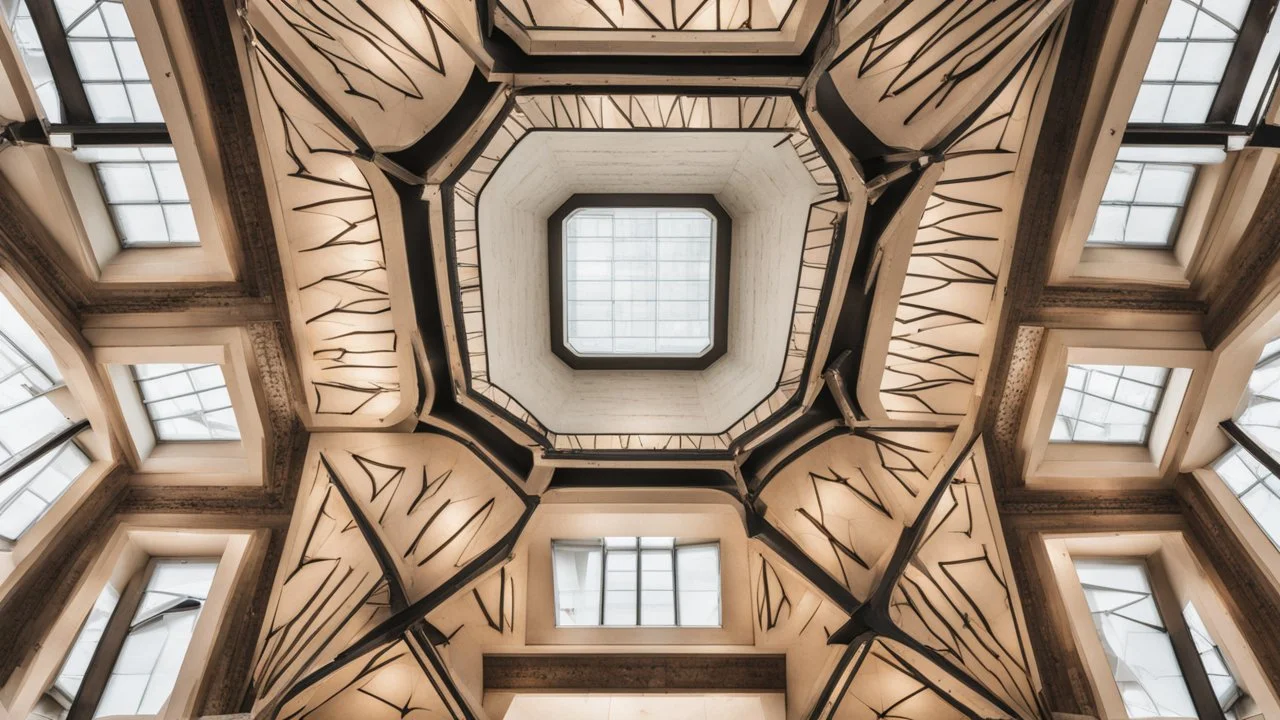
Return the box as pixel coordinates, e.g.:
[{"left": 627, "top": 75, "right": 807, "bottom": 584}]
[
  {"left": 131, "top": 363, "right": 240, "bottom": 442},
  {"left": 552, "top": 537, "right": 721, "bottom": 628},
  {"left": 1052, "top": 364, "right": 1172, "bottom": 444}
]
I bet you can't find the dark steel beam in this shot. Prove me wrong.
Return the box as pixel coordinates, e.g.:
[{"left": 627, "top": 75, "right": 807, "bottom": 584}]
[{"left": 24, "top": 0, "right": 93, "bottom": 124}]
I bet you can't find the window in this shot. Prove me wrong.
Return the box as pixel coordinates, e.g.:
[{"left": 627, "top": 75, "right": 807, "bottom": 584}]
[
  {"left": 94, "top": 559, "right": 217, "bottom": 717},
  {"left": 52, "top": 585, "right": 119, "bottom": 703},
  {"left": 1214, "top": 337, "right": 1280, "bottom": 551},
  {"left": 1089, "top": 154, "right": 1195, "bottom": 247},
  {"left": 0, "top": 293, "right": 89, "bottom": 543},
  {"left": 3, "top": 0, "right": 62, "bottom": 122},
  {"left": 563, "top": 207, "right": 715, "bottom": 358},
  {"left": 1074, "top": 558, "right": 1252, "bottom": 719},
  {"left": 4, "top": 0, "right": 207, "bottom": 253},
  {"left": 131, "top": 363, "right": 239, "bottom": 442},
  {"left": 1075, "top": 559, "right": 1198, "bottom": 717},
  {"left": 1182, "top": 603, "right": 1248, "bottom": 718},
  {"left": 1052, "top": 364, "right": 1171, "bottom": 444},
  {"left": 74, "top": 147, "right": 198, "bottom": 247},
  {"left": 55, "top": 0, "right": 160, "bottom": 123},
  {"left": 552, "top": 537, "right": 720, "bottom": 628},
  {"left": 1130, "top": 0, "right": 1249, "bottom": 124}
]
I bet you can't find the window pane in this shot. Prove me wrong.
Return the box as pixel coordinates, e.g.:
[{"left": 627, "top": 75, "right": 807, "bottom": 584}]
[
  {"left": 552, "top": 543, "right": 602, "bottom": 626},
  {"left": 1130, "top": 0, "right": 1248, "bottom": 124},
  {"left": 1087, "top": 157, "right": 1196, "bottom": 247},
  {"left": 639, "top": 549, "right": 675, "bottom": 626},
  {"left": 131, "top": 363, "right": 240, "bottom": 441},
  {"left": 77, "top": 146, "right": 200, "bottom": 248},
  {"left": 603, "top": 548, "right": 637, "bottom": 626},
  {"left": 1052, "top": 365, "right": 1171, "bottom": 444},
  {"left": 1215, "top": 445, "right": 1280, "bottom": 548},
  {"left": 1073, "top": 559, "right": 1197, "bottom": 718},
  {"left": 1238, "top": 338, "right": 1280, "bottom": 460},
  {"left": 5, "top": 0, "right": 63, "bottom": 122},
  {"left": 676, "top": 544, "right": 721, "bottom": 627},
  {"left": 564, "top": 207, "right": 716, "bottom": 357},
  {"left": 53, "top": 584, "right": 120, "bottom": 700},
  {"left": 94, "top": 559, "right": 218, "bottom": 718},
  {"left": 1182, "top": 602, "right": 1248, "bottom": 715},
  {"left": 55, "top": 0, "right": 168, "bottom": 124}
]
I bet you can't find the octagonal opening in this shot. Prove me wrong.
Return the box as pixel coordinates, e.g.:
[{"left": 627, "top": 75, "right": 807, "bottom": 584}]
[{"left": 549, "top": 194, "right": 730, "bottom": 370}]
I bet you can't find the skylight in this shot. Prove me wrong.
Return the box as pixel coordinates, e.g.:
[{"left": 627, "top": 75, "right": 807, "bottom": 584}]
[
  {"left": 1052, "top": 364, "right": 1171, "bottom": 444},
  {"left": 563, "top": 207, "right": 715, "bottom": 358},
  {"left": 73, "top": 146, "right": 199, "bottom": 247},
  {"left": 56, "top": 0, "right": 162, "bottom": 123},
  {"left": 1089, "top": 157, "right": 1195, "bottom": 247},
  {"left": 1130, "top": 0, "right": 1249, "bottom": 124},
  {"left": 131, "top": 363, "right": 239, "bottom": 442}
]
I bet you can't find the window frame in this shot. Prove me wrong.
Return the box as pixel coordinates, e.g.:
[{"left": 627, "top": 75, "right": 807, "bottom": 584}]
[
  {"left": 547, "top": 194, "right": 731, "bottom": 371},
  {"left": 1069, "top": 554, "right": 1244, "bottom": 720},
  {"left": 550, "top": 537, "right": 722, "bottom": 628}
]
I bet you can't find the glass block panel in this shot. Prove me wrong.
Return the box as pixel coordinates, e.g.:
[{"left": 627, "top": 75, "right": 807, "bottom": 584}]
[
  {"left": 563, "top": 207, "right": 715, "bottom": 357},
  {"left": 1052, "top": 364, "right": 1171, "bottom": 444},
  {"left": 55, "top": 0, "right": 165, "bottom": 123},
  {"left": 1129, "top": 0, "right": 1248, "bottom": 123},
  {"left": 94, "top": 559, "right": 218, "bottom": 718},
  {"left": 74, "top": 146, "right": 200, "bottom": 248},
  {"left": 131, "top": 363, "right": 240, "bottom": 441},
  {"left": 1073, "top": 559, "right": 1198, "bottom": 718}
]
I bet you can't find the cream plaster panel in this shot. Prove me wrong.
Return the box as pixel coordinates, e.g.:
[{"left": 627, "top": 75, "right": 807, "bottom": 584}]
[
  {"left": 247, "top": 0, "right": 477, "bottom": 152},
  {"left": 479, "top": 131, "right": 820, "bottom": 435}
]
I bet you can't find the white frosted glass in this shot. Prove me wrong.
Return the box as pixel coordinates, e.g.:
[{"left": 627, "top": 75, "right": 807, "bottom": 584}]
[
  {"left": 564, "top": 207, "right": 715, "bottom": 357},
  {"left": 1074, "top": 559, "right": 1198, "bottom": 718},
  {"left": 1088, "top": 158, "right": 1197, "bottom": 247},
  {"left": 1052, "top": 365, "right": 1171, "bottom": 444},
  {"left": 676, "top": 545, "right": 721, "bottom": 627},
  {"left": 131, "top": 363, "right": 240, "bottom": 441},
  {"left": 85, "top": 146, "right": 199, "bottom": 247},
  {"left": 552, "top": 543, "right": 603, "bottom": 626},
  {"left": 1130, "top": 0, "right": 1246, "bottom": 123}
]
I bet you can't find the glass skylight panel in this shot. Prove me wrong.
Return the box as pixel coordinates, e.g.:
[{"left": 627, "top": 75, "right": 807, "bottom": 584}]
[
  {"left": 564, "top": 207, "right": 714, "bottom": 357},
  {"left": 1130, "top": 0, "right": 1249, "bottom": 123},
  {"left": 95, "top": 559, "right": 218, "bottom": 718},
  {"left": 53, "top": 584, "right": 120, "bottom": 701},
  {"left": 0, "top": 292, "right": 87, "bottom": 542},
  {"left": 74, "top": 146, "right": 199, "bottom": 247},
  {"left": 1073, "top": 559, "right": 1198, "bottom": 718},
  {"left": 1182, "top": 603, "right": 1247, "bottom": 717},
  {"left": 132, "top": 363, "right": 240, "bottom": 442},
  {"left": 1052, "top": 364, "right": 1171, "bottom": 444},
  {"left": 551, "top": 538, "right": 721, "bottom": 627},
  {"left": 1237, "top": 337, "right": 1280, "bottom": 460},
  {"left": 55, "top": 0, "right": 162, "bottom": 123},
  {"left": 4, "top": 0, "right": 63, "bottom": 122},
  {"left": 1088, "top": 157, "right": 1195, "bottom": 247},
  {"left": 1215, "top": 445, "right": 1280, "bottom": 548}
]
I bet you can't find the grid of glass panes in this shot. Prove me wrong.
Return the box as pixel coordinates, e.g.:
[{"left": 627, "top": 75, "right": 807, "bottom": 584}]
[
  {"left": 55, "top": 0, "right": 162, "bottom": 123},
  {"left": 74, "top": 146, "right": 198, "bottom": 247},
  {"left": 1237, "top": 337, "right": 1280, "bottom": 459},
  {"left": 0, "top": 293, "right": 89, "bottom": 542},
  {"left": 552, "top": 537, "right": 721, "bottom": 627},
  {"left": 95, "top": 559, "right": 218, "bottom": 718},
  {"left": 131, "top": 363, "right": 239, "bottom": 441},
  {"left": 563, "top": 207, "right": 714, "bottom": 357},
  {"left": 1182, "top": 603, "right": 1248, "bottom": 717},
  {"left": 1215, "top": 445, "right": 1280, "bottom": 549},
  {"left": 52, "top": 584, "right": 120, "bottom": 702},
  {"left": 3, "top": 0, "right": 63, "bottom": 122},
  {"left": 1052, "top": 364, "right": 1171, "bottom": 444},
  {"left": 1088, "top": 155, "right": 1196, "bottom": 247},
  {"left": 1073, "top": 559, "right": 1198, "bottom": 718},
  {"left": 1130, "top": 0, "right": 1248, "bottom": 123}
]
